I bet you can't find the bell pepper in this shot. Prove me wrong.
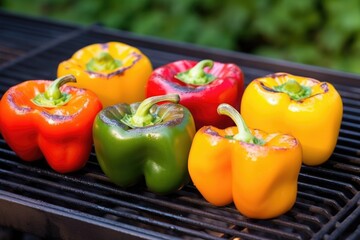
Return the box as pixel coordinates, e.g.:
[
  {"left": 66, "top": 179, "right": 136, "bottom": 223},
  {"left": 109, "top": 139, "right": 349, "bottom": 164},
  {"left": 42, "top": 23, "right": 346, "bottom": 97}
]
[
  {"left": 93, "top": 94, "right": 196, "bottom": 194},
  {"left": 57, "top": 41, "right": 153, "bottom": 108},
  {"left": 0, "top": 75, "right": 102, "bottom": 173},
  {"left": 188, "top": 103, "right": 302, "bottom": 219},
  {"left": 240, "top": 72, "right": 343, "bottom": 166},
  {"left": 146, "top": 59, "right": 244, "bottom": 129}
]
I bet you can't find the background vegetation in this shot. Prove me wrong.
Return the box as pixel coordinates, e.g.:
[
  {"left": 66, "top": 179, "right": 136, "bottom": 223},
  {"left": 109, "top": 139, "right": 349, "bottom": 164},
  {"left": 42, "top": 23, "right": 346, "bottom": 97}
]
[{"left": 2, "top": 0, "right": 360, "bottom": 74}]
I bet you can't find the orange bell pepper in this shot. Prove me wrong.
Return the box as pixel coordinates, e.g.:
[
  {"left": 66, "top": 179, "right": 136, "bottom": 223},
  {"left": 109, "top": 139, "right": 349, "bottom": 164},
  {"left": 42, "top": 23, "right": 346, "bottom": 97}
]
[
  {"left": 57, "top": 42, "right": 153, "bottom": 107},
  {"left": 0, "top": 75, "right": 102, "bottom": 173},
  {"left": 240, "top": 72, "right": 343, "bottom": 166},
  {"left": 188, "top": 104, "right": 302, "bottom": 219}
]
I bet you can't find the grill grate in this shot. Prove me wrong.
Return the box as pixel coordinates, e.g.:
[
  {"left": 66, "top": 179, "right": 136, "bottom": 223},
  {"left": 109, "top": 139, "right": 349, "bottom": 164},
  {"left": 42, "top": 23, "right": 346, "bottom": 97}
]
[
  {"left": 0, "top": 10, "right": 359, "bottom": 240},
  {"left": 0, "top": 11, "right": 79, "bottom": 68}
]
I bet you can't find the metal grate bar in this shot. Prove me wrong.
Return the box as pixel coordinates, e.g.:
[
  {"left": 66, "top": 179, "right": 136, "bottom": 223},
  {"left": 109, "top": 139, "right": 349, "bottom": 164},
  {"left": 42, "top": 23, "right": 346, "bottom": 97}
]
[
  {"left": 0, "top": 10, "right": 78, "bottom": 67},
  {"left": 326, "top": 203, "right": 360, "bottom": 240},
  {"left": 312, "top": 194, "right": 360, "bottom": 239},
  {"left": 0, "top": 27, "right": 91, "bottom": 73}
]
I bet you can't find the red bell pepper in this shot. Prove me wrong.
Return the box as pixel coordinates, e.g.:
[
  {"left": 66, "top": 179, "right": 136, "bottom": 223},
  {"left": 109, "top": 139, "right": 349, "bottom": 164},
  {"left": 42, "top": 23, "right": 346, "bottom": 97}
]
[
  {"left": 0, "top": 75, "right": 102, "bottom": 173},
  {"left": 146, "top": 59, "right": 244, "bottom": 129}
]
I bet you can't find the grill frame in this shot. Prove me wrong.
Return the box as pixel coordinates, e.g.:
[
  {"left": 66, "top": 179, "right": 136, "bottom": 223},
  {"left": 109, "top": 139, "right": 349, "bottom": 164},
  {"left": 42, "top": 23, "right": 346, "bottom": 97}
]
[{"left": 0, "top": 10, "right": 359, "bottom": 240}]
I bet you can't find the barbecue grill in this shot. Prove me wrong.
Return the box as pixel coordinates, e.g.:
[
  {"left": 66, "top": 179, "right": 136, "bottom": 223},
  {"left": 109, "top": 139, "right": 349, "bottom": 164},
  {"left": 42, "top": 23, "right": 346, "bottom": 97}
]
[{"left": 0, "top": 10, "right": 359, "bottom": 240}]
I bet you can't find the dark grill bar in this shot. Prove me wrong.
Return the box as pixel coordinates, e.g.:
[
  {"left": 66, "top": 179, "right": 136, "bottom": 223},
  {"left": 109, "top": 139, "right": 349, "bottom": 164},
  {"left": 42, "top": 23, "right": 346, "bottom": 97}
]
[
  {"left": 0, "top": 10, "right": 359, "bottom": 240},
  {"left": 0, "top": 11, "right": 79, "bottom": 68}
]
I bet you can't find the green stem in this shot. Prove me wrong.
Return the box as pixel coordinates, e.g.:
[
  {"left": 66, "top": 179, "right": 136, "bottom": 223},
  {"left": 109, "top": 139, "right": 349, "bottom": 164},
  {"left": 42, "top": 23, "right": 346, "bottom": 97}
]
[
  {"left": 175, "top": 59, "right": 216, "bottom": 85},
  {"left": 31, "top": 74, "right": 76, "bottom": 108},
  {"left": 86, "top": 51, "right": 122, "bottom": 72},
  {"left": 121, "top": 94, "right": 180, "bottom": 128},
  {"left": 274, "top": 79, "right": 311, "bottom": 101},
  {"left": 217, "top": 103, "right": 264, "bottom": 145}
]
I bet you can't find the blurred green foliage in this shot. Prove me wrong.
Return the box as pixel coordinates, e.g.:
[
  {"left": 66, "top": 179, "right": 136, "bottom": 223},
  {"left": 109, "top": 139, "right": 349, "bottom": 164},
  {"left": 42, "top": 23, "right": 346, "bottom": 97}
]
[{"left": 1, "top": 0, "right": 360, "bottom": 74}]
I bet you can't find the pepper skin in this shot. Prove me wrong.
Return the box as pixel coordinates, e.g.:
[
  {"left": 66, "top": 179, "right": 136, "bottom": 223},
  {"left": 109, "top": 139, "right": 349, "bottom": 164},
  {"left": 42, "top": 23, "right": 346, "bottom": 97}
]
[
  {"left": 0, "top": 75, "right": 102, "bottom": 173},
  {"left": 240, "top": 72, "right": 343, "bottom": 166},
  {"left": 146, "top": 59, "right": 244, "bottom": 129},
  {"left": 57, "top": 42, "right": 153, "bottom": 108},
  {"left": 188, "top": 104, "right": 302, "bottom": 219},
  {"left": 93, "top": 94, "right": 196, "bottom": 194}
]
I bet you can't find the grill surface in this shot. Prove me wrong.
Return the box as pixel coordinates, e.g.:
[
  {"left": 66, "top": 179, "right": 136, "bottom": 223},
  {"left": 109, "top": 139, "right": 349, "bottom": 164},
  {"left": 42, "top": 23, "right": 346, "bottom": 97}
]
[{"left": 0, "top": 10, "right": 359, "bottom": 240}]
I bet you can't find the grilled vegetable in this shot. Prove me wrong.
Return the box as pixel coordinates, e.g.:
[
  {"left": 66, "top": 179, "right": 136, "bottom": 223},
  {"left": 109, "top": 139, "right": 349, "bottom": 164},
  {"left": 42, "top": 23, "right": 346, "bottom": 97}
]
[
  {"left": 0, "top": 75, "right": 102, "bottom": 173},
  {"left": 146, "top": 59, "right": 244, "bottom": 129},
  {"left": 188, "top": 103, "right": 302, "bottom": 219},
  {"left": 93, "top": 94, "right": 196, "bottom": 194},
  {"left": 57, "top": 42, "right": 153, "bottom": 107},
  {"left": 241, "top": 72, "right": 343, "bottom": 166}
]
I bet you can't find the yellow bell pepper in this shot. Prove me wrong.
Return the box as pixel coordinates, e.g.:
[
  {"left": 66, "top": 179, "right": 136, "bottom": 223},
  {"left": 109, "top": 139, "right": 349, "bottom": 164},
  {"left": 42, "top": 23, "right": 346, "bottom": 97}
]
[
  {"left": 188, "top": 104, "right": 302, "bottom": 219},
  {"left": 57, "top": 42, "right": 153, "bottom": 107},
  {"left": 240, "top": 72, "right": 343, "bottom": 166}
]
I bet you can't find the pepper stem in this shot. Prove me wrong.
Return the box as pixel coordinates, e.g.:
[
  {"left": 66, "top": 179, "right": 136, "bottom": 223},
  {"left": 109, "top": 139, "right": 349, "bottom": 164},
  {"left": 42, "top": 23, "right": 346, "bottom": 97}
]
[
  {"left": 217, "top": 103, "right": 264, "bottom": 145},
  {"left": 31, "top": 74, "right": 76, "bottom": 108},
  {"left": 274, "top": 79, "right": 311, "bottom": 101},
  {"left": 175, "top": 59, "right": 216, "bottom": 85},
  {"left": 86, "top": 51, "right": 122, "bottom": 72},
  {"left": 121, "top": 94, "right": 180, "bottom": 128}
]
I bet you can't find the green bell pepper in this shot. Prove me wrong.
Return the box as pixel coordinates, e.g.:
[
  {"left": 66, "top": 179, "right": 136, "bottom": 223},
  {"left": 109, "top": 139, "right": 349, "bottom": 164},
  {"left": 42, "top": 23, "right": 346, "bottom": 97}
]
[{"left": 93, "top": 94, "right": 196, "bottom": 194}]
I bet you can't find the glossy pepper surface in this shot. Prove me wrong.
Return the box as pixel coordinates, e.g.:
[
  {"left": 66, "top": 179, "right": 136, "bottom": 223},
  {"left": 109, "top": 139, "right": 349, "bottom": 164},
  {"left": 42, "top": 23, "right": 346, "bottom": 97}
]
[
  {"left": 57, "top": 42, "right": 153, "bottom": 108},
  {"left": 241, "top": 72, "right": 343, "bottom": 166},
  {"left": 188, "top": 104, "right": 302, "bottom": 219},
  {"left": 146, "top": 59, "right": 244, "bottom": 129},
  {"left": 0, "top": 75, "right": 102, "bottom": 173},
  {"left": 93, "top": 94, "right": 196, "bottom": 194}
]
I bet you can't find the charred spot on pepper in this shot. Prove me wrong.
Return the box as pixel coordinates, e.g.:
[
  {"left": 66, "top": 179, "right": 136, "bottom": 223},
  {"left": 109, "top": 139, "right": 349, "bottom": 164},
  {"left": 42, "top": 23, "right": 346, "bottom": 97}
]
[
  {"left": 100, "top": 42, "right": 109, "bottom": 50},
  {"left": 68, "top": 86, "right": 86, "bottom": 94},
  {"left": 321, "top": 82, "right": 329, "bottom": 93},
  {"left": 169, "top": 80, "right": 206, "bottom": 92},
  {"left": 203, "top": 126, "right": 223, "bottom": 138},
  {"left": 7, "top": 94, "right": 32, "bottom": 113},
  {"left": 259, "top": 81, "right": 279, "bottom": 93},
  {"left": 40, "top": 110, "right": 78, "bottom": 122}
]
